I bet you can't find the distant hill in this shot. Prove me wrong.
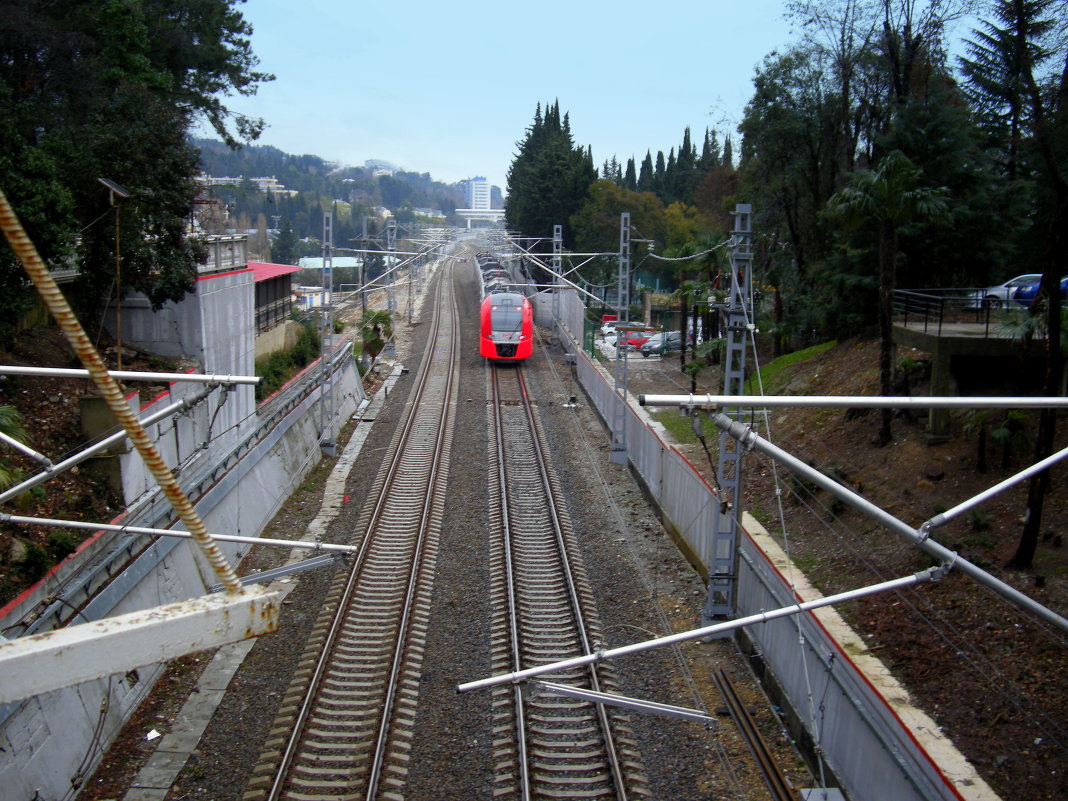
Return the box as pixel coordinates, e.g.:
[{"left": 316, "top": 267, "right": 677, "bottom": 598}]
[{"left": 192, "top": 138, "right": 467, "bottom": 249}]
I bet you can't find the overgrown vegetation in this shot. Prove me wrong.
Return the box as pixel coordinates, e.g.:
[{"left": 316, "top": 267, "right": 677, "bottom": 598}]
[{"left": 253, "top": 321, "right": 321, "bottom": 401}]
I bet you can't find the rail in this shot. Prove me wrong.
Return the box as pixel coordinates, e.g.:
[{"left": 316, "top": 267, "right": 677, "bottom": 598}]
[{"left": 893, "top": 288, "right": 1014, "bottom": 336}]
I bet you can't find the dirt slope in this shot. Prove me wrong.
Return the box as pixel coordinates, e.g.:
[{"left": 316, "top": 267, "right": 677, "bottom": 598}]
[{"left": 641, "top": 338, "right": 1068, "bottom": 800}]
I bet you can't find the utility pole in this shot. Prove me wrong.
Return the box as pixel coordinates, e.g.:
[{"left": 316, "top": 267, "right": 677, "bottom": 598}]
[
  {"left": 319, "top": 211, "right": 335, "bottom": 455},
  {"left": 610, "top": 212, "right": 631, "bottom": 466},
  {"left": 552, "top": 224, "right": 562, "bottom": 339},
  {"left": 386, "top": 218, "right": 397, "bottom": 319},
  {"left": 359, "top": 216, "right": 369, "bottom": 315},
  {"left": 703, "top": 203, "right": 753, "bottom": 624}
]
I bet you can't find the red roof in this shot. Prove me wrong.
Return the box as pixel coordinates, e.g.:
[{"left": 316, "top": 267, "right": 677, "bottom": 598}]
[{"left": 248, "top": 261, "right": 300, "bottom": 282}]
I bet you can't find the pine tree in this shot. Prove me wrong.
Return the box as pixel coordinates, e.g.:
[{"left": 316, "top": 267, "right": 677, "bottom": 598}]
[
  {"left": 505, "top": 100, "right": 597, "bottom": 247},
  {"left": 958, "top": 0, "right": 1057, "bottom": 180},
  {"left": 638, "top": 152, "right": 654, "bottom": 192}
]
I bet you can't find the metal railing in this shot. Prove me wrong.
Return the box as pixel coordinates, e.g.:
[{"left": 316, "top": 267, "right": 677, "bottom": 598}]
[{"left": 893, "top": 287, "right": 1011, "bottom": 336}]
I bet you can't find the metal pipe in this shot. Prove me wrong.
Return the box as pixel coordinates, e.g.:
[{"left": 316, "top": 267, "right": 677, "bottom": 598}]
[
  {"left": 0, "top": 389, "right": 210, "bottom": 506},
  {"left": 458, "top": 569, "right": 939, "bottom": 693},
  {"left": 0, "top": 514, "right": 358, "bottom": 554},
  {"left": 712, "top": 414, "right": 1068, "bottom": 633},
  {"left": 0, "top": 431, "right": 53, "bottom": 470},
  {"left": 0, "top": 365, "right": 260, "bottom": 385},
  {"left": 922, "top": 443, "right": 1068, "bottom": 535},
  {"left": 639, "top": 393, "right": 1068, "bottom": 409}
]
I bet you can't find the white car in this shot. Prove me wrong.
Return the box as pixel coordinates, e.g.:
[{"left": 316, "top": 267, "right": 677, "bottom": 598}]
[
  {"left": 600, "top": 319, "right": 641, "bottom": 338},
  {"left": 972, "top": 274, "right": 1042, "bottom": 309}
]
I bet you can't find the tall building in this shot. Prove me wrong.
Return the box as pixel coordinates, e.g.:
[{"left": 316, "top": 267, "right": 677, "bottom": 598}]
[{"left": 465, "top": 177, "right": 491, "bottom": 210}]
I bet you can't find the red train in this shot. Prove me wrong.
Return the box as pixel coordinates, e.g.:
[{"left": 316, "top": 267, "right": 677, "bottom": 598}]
[{"left": 480, "top": 291, "right": 534, "bottom": 361}]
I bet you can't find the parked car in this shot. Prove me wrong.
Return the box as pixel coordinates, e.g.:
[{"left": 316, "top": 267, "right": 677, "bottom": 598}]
[
  {"left": 1012, "top": 275, "right": 1068, "bottom": 306},
  {"left": 601, "top": 319, "right": 641, "bottom": 338},
  {"left": 971, "top": 274, "right": 1042, "bottom": 309},
  {"left": 615, "top": 329, "right": 656, "bottom": 352},
  {"left": 640, "top": 330, "right": 683, "bottom": 357}
]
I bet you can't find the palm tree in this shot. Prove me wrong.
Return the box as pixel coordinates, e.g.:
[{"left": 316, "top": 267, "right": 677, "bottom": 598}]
[
  {"left": 359, "top": 309, "right": 394, "bottom": 361},
  {"left": 825, "top": 150, "right": 950, "bottom": 446}
]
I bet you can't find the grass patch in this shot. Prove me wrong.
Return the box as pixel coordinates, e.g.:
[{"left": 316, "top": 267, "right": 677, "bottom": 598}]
[
  {"left": 650, "top": 408, "right": 718, "bottom": 444},
  {"left": 746, "top": 340, "right": 837, "bottom": 394}
]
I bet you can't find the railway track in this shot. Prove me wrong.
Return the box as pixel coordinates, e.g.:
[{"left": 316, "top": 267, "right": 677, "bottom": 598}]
[
  {"left": 713, "top": 669, "right": 797, "bottom": 801},
  {"left": 487, "top": 364, "right": 651, "bottom": 800},
  {"left": 244, "top": 262, "right": 461, "bottom": 801}
]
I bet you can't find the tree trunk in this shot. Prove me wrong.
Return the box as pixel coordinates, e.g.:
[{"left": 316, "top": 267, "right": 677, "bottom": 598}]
[
  {"left": 1010, "top": 193, "right": 1066, "bottom": 568},
  {"left": 876, "top": 226, "right": 896, "bottom": 447}
]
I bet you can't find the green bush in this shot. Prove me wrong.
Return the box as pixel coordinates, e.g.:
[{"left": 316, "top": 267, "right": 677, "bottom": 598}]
[
  {"left": 255, "top": 323, "right": 323, "bottom": 401},
  {"left": 48, "top": 529, "right": 77, "bottom": 561},
  {"left": 20, "top": 543, "right": 50, "bottom": 580}
]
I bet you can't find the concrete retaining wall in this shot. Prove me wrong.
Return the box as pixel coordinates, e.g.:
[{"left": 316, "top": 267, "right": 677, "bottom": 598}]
[{"left": 0, "top": 353, "right": 364, "bottom": 801}]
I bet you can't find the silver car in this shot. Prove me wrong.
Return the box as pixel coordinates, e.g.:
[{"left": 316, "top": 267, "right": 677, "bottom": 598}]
[{"left": 972, "top": 274, "right": 1042, "bottom": 309}]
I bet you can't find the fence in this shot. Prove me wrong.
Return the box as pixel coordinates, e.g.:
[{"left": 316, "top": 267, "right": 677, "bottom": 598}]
[{"left": 544, "top": 285, "right": 994, "bottom": 801}]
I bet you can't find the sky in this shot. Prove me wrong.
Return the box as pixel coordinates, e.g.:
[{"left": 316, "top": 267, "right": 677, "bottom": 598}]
[{"left": 209, "top": 1, "right": 798, "bottom": 192}]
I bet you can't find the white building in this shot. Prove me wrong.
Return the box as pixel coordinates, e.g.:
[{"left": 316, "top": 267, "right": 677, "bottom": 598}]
[
  {"left": 465, "top": 176, "right": 491, "bottom": 210},
  {"left": 458, "top": 176, "right": 504, "bottom": 227}
]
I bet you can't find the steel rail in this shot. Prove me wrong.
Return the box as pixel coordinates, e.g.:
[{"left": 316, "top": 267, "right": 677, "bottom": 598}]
[
  {"left": 365, "top": 274, "right": 459, "bottom": 799},
  {"left": 515, "top": 366, "right": 629, "bottom": 800},
  {"left": 713, "top": 670, "right": 797, "bottom": 801},
  {"left": 491, "top": 366, "right": 533, "bottom": 799},
  {"left": 262, "top": 260, "right": 459, "bottom": 801},
  {"left": 491, "top": 364, "right": 636, "bottom": 800}
]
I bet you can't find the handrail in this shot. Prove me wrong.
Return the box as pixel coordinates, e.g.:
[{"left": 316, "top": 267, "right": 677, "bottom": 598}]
[{"left": 893, "top": 288, "right": 1008, "bottom": 337}]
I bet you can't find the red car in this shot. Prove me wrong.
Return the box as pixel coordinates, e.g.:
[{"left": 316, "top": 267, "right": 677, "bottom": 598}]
[{"left": 615, "top": 329, "right": 657, "bottom": 352}]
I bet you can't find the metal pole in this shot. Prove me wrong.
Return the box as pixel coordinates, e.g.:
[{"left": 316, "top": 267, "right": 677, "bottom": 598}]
[
  {"left": 0, "top": 514, "right": 359, "bottom": 553},
  {"left": 638, "top": 394, "right": 1068, "bottom": 410},
  {"left": 0, "top": 389, "right": 211, "bottom": 505},
  {"left": 459, "top": 568, "right": 941, "bottom": 692},
  {"left": 703, "top": 203, "right": 753, "bottom": 623},
  {"left": 319, "top": 212, "right": 335, "bottom": 451},
  {"left": 0, "top": 365, "right": 260, "bottom": 385},
  {"left": 712, "top": 413, "right": 1068, "bottom": 633},
  {"left": 610, "top": 213, "right": 630, "bottom": 466}
]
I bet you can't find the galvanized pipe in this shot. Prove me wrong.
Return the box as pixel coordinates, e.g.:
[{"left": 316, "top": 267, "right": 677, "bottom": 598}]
[
  {"left": 0, "top": 389, "right": 209, "bottom": 506},
  {"left": 0, "top": 430, "right": 53, "bottom": 470},
  {"left": 0, "top": 365, "right": 260, "bottom": 385},
  {"left": 712, "top": 414, "right": 1068, "bottom": 633},
  {"left": 638, "top": 393, "right": 1068, "bottom": 409},
  {"left": 458, "top": 569, "right": 939, "bottom": 692},
  {"left": 0, "top": 514, "right": 358, "bottom": 554},
  {"left": 0, "top": 189, "right": 241, "bottom": 593},
  {"left": 922, "top": 443, "right": 1068, "bottom": 535}
]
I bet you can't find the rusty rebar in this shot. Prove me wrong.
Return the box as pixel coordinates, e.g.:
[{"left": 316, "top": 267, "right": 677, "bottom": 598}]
[{"left": 0, "top": 188, "right": 242, "bottom": 593}]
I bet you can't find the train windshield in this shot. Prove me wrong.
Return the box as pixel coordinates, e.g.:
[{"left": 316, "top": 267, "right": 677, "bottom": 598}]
[
  {"left": 491, "top": 304, "right": 524, "bottom": 331},
  {"left": 490, "top": 293, "right": 525, "bottom": 332}
]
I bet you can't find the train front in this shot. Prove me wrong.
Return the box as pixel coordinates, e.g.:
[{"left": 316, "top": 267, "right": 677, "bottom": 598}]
[{"left": 480, "top": 292, "right": 533, "bottom": 361}]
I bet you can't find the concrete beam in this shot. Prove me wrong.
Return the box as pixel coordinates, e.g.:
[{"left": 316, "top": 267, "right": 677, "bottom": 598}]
[{"left": 0, "top": 587, "right": 279, "bottom": 703}]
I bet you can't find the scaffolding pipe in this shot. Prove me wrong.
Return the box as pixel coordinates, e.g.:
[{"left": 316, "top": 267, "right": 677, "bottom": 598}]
[
  {"left": 711, "top": 414, "right": 1068, "bottom": 634},
  {"left": 922, "top": 443, "right": 1068, "bottom": 535},
  {"left": 0, "top": 431, "right": 53, "bottom": 470},
  {"left": 0, "top": 514, "right": 359, "bottom": 554},
  {"left": 0, "top": 389, "right": 210, "bottom": 506},
  {"left": 459, "top": 568, "right": 940, "bottom": 692},
  {"left": 638, "top": 393, "right": 1068, "bottom": 410},
  {"left": 0, "top": 365, "right": 261, "bottom": 385}
]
